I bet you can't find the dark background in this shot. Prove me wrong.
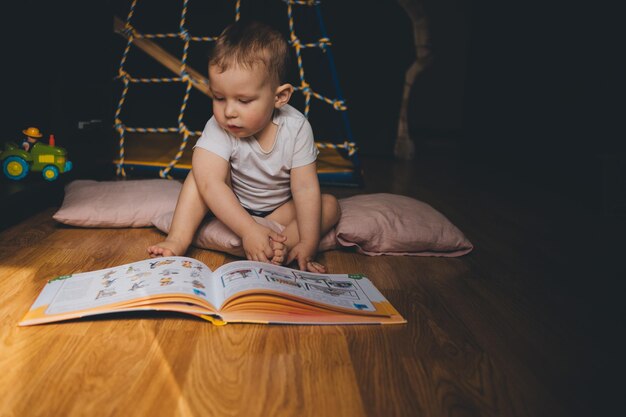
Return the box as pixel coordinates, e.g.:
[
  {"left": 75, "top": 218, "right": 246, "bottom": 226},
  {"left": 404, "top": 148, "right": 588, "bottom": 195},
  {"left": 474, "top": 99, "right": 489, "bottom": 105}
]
[
  {"left": 0, "top": 0, "right": 623, "bottom": 212},
  {"left": 0, "top": 1, "right": 623, "bottom": 409}
]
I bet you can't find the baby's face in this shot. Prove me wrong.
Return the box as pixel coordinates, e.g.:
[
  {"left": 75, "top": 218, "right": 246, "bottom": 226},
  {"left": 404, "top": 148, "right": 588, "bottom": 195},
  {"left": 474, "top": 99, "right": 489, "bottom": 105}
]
[{"left": 209, "top": 64, "right": 277, "bottom": 139}]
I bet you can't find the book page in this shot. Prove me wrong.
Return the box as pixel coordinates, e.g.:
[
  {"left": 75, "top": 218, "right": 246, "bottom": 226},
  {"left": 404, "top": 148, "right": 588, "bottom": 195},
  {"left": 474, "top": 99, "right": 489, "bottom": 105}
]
[
  {"left": 212, "top": 261, "right": 378, "bottom": 313},
  {"left": 44, "top": 257, "right": 215, "bottom": 315}
]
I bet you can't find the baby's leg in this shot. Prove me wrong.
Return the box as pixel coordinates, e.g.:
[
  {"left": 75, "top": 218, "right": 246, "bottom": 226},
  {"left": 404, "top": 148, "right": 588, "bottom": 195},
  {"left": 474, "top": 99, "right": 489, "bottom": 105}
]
[
  {"left": 147, "top": 171, "right": 209, "bottom": 257},
  {"left": 266, "top": 194, "right": 341, "bottom": 268}
]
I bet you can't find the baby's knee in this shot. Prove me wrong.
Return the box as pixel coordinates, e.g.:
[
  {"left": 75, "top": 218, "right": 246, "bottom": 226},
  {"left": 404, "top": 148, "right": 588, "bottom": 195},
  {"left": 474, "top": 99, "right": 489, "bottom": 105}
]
[{"left": 321, "top": 194, "right": 341, "bottom": 221}]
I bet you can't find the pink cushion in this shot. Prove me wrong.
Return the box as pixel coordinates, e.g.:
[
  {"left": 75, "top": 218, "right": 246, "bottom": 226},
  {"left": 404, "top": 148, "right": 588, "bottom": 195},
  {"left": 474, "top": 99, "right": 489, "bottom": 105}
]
[
  {"left": 53, "top": 179, "right": 182, "bottom": 227},
  {"left": 152, "top": 212, "right": 339, "bottom": 256},
  {"left": 335, "top": 193, "right": 473, "bottom": 257},
  {"left": 53, "top": 179, "right": 471, "bottom": 257}
]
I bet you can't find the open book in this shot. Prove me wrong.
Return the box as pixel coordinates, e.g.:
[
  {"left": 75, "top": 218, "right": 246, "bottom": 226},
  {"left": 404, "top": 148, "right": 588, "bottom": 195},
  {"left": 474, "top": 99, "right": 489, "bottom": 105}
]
[{"left": 20, "top": 256, "right": 406, "bottom": 326}]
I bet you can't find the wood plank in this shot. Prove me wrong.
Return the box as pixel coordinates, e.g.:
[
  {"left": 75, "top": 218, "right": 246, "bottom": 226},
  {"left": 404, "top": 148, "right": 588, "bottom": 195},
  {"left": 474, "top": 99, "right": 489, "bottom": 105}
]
[
  {"left": 113, "top": 133, "right": 355, "bottom": 174},
  {"left": 113, "top": 16, "right": 212, "bottom": 98}
]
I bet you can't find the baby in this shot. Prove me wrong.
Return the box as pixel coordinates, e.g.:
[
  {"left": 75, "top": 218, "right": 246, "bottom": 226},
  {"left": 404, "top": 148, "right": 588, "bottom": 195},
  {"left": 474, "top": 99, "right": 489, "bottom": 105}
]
[{"left": 148, "top": 20, "right": 341, "bottom": 273}]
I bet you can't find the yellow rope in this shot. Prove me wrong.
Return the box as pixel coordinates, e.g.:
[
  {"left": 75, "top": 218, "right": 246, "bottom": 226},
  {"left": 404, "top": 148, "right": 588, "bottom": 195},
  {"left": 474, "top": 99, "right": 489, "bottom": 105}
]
[
  {"left": 115, "top": 0, "right": 352, "bottom": 177},
  {"left": 316, "top": 141, "right": 357, "bottom": 157}
]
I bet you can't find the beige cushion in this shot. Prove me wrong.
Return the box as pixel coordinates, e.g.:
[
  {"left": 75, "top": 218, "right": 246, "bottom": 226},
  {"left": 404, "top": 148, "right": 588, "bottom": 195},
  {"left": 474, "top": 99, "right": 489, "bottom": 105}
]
[
  {"left": 53, "top": 179, "right": 182, "bottom": 227},
  {"left": 335, "top": 193, "right": 473, "bottom": 257}
]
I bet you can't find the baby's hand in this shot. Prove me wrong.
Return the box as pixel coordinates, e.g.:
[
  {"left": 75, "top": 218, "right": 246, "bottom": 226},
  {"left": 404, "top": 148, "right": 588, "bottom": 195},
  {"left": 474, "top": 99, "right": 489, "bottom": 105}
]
[
  {"left": 286, "top": 242, "right": 326, "bottom": 273},
  {"left": 241, "top": 225, "right": 286, "bottom": 263}
]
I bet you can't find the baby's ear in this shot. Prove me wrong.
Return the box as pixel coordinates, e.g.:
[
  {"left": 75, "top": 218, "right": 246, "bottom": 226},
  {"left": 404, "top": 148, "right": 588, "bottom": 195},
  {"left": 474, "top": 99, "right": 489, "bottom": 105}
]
[{"left": 274, "top": 83, "right": 293, "bottom": 108}]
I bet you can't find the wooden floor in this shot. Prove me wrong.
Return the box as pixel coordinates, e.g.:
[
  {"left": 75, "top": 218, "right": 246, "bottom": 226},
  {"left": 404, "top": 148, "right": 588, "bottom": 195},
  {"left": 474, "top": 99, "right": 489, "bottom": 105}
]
[{"left": 0, "top": 149, "right": 619, "bottom": 417}]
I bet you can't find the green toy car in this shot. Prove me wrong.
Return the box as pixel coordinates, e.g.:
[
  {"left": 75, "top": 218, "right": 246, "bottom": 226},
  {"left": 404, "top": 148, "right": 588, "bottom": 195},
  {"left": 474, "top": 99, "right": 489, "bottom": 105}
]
[{"left": 1, "top": 141, "right": 72, "bottom": 181}]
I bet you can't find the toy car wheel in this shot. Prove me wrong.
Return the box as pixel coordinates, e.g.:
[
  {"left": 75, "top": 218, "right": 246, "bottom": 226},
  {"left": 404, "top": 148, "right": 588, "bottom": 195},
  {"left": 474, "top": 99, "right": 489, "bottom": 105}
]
[
  {"left": 2, "top": 156, "right": 29, "bottom": 180},
  {"left": 42, "top": 165, "right": 59, "bottom": 181}
]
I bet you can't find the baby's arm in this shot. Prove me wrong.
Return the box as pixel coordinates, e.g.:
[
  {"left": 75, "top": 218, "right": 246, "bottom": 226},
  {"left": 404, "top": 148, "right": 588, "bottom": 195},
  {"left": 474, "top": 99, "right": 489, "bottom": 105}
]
[
  {"left": 192, "top": 148, "right": 285, "bottom": 263},
  {"left": 285, "top": 161, "right": 324, "bottom": 272}
]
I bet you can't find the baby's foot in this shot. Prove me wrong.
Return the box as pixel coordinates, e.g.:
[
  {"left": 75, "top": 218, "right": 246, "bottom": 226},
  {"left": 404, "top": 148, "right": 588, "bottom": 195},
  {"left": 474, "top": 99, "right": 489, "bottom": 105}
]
[
  {"left": 269, "top": 238, "right": 287, "bottom": 265},
  {"left": 147, "top": 240, "right": 187, "bottom": 258}
]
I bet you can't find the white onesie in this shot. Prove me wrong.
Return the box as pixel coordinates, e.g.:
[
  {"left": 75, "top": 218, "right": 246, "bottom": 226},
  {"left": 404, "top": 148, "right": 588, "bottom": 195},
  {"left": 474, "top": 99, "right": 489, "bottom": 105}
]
[{"left": 194, "top": 104, "right": 318, "bottom": 212}]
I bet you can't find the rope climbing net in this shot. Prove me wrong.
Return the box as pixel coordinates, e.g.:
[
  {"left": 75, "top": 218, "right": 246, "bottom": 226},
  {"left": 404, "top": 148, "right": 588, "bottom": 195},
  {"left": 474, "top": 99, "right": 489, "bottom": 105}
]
[{"left": 114, "top": 0, "right": 356, "bottom": 178}]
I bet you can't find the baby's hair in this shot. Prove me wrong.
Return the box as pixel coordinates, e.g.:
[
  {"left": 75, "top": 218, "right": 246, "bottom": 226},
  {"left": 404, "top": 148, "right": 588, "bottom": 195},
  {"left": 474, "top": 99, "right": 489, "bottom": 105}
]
[{"left": 209, "top": 20, "right": 290, "bottom": 85}]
